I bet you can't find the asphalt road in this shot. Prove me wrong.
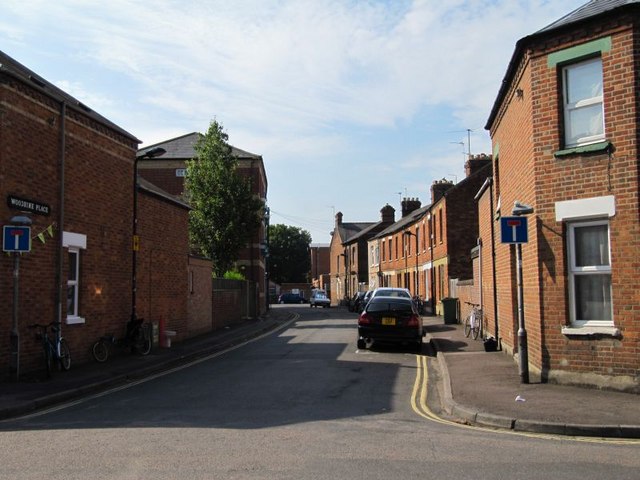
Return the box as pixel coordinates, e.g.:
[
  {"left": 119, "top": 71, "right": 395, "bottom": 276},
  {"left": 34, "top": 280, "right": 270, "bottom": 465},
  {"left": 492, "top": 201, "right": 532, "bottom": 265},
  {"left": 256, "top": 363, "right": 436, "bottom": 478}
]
[{"left": 0, "top": 305, "right": 638, "bottom": 479}]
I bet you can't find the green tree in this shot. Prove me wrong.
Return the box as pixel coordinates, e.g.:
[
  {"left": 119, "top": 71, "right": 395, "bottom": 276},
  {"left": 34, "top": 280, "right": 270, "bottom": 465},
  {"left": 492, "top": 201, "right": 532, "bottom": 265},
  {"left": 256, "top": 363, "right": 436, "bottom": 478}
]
[
  {"left": 268, "top": 224, "right": 312, "bottom": 283},
  {"left": 185, "top": 120, "right": 263, "bottom": 277}
]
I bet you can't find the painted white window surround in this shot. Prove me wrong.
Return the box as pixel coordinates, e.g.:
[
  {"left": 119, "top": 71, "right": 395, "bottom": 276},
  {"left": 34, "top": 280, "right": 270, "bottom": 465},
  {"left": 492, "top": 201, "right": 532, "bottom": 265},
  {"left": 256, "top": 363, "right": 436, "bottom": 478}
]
[
  {"left": 555, "top": 198, "right": 616, "bottom": 333},
  {"left": 63, "top": 232, "right": 86, "bottom": 325},
  {"left": 555, "top": 195, "right": 615, "bottom": 222}
]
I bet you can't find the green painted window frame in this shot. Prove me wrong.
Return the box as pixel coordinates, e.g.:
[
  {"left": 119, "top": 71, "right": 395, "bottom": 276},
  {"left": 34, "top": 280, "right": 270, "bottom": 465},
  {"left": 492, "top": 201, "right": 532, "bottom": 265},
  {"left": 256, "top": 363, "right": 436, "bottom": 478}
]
[
  {"left": 547, "top": 37, "right": 611, "bottom": 68},
  {"left": 548, "top": 37, "right": 611, "bottom": 152}
]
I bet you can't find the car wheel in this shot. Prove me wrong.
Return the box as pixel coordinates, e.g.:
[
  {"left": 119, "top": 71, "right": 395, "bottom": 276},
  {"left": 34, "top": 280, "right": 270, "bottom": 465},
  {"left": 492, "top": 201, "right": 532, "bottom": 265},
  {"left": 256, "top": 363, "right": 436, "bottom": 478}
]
[{"left": 357, "top": 338, "right": 366, "bottom": 350}]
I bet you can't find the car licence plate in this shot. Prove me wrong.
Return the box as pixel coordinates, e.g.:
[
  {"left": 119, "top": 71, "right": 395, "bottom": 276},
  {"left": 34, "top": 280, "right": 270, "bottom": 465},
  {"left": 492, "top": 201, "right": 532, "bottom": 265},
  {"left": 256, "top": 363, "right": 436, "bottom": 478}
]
[{"left": 382, "top": 317, "right": 396, "bottom": 326}]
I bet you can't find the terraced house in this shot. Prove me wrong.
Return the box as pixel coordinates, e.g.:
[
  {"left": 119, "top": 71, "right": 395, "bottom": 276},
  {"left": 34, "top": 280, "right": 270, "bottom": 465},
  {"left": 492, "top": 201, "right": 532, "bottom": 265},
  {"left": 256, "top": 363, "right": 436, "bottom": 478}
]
[{"left": 480, "top": 0, "right": 640, "bottom": 391}]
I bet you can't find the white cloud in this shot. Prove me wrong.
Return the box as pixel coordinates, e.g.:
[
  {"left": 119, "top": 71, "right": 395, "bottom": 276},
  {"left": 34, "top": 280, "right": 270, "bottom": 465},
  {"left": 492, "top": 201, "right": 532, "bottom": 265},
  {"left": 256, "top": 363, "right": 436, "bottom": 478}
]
[{"left": 1, "top": 0, "right": 586, "bottom": 241}]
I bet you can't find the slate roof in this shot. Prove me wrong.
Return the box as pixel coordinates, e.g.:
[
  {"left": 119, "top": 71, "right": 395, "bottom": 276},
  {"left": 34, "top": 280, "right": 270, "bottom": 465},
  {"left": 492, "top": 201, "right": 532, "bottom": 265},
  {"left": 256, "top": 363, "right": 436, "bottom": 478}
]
[
  {"left": 537, "top": 0, "right": 639, "bottom": 33},
  {"left": 0, "top": 50, "right": 140, "bottom": 143},
  {"left": 336, "top": 222, "right": 376, "bottom": 244},
  {"left": 138, "top": 132, "right": 262, "bottom": 160},
  {"left": 485, "top": 0, "right": 640, "bottom": 130}
]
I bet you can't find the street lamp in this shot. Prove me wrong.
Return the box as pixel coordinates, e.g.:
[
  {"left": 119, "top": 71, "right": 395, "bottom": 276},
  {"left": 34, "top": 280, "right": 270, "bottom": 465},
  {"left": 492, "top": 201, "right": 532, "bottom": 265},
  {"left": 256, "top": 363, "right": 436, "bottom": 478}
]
[
  {"left": 132, "top": 147, "right": 166, "bottom": 324},
  {"left": 512, "top": 200, "right": 534, "bottom": 384}
]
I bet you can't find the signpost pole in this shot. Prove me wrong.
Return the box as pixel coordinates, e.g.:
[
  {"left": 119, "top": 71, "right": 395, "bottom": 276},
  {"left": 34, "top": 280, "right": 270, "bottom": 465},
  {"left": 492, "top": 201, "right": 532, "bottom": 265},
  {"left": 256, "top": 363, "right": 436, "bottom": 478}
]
[
  {"left": 10, "top": 253, "right": 20, "bottom": 380},
  {"left": 500, "top": 203, "right": 533, "bottom": 384},
  {"left": 5, "top": 216, "right": 32, "bottom": 381},
  {"left": 515, "top": 242, "right": 529, "bottom": 384}
]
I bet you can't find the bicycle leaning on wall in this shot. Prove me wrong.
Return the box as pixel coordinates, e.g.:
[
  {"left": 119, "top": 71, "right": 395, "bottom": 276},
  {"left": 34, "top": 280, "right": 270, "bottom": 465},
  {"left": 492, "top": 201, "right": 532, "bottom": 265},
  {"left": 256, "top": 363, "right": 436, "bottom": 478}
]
[
  {"left": 92, "top": 318, "right": 152, "bottom": 362},
  {"left": 463, "top": 302, "right": 483, "bottom": 340},
  {"left": 27, "top": 321, "right": 71, "bottom": 378}
]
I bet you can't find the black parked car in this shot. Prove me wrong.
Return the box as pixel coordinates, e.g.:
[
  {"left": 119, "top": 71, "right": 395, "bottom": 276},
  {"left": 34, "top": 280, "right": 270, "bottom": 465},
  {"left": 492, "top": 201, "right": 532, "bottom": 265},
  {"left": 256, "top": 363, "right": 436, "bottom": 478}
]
[
  {"left": 357, "top": 296, "right": 423, "bottom": 351},
  {"left": 278, "top": 292, "right": 307, "bottom": 304}
]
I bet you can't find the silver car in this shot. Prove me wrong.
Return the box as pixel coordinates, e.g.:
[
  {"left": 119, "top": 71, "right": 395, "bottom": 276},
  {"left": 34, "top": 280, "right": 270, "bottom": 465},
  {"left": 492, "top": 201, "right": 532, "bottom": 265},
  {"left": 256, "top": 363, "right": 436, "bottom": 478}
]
[{"left": 310, "top": 290, "right": 331, "bottom": 308}]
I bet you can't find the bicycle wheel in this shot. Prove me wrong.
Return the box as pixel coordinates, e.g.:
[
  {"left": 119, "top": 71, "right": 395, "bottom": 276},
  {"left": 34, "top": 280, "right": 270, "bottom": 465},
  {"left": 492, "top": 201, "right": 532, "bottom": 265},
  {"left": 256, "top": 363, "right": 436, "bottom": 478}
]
[
  {"left": 463, "top": 314, "right": 472, "bottom": 338},
  {"left": 135, "top": 324, "right": 152, "bottom": 356},
  {"left": 92, "top": 340, "right": 109, "bottom": 363},
  {"left": 471, "top": 320, "right": 480, "bottom": 340},
  {"left": 59, "top": 338, "right": 71, "bottom": 370}
]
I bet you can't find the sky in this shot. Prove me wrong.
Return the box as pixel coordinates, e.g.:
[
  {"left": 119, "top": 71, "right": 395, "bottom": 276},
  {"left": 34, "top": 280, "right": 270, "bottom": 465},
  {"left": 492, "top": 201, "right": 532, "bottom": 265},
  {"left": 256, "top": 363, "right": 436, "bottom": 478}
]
[{"left": 1, "top": 0, "right": 586, "bottom": 243}]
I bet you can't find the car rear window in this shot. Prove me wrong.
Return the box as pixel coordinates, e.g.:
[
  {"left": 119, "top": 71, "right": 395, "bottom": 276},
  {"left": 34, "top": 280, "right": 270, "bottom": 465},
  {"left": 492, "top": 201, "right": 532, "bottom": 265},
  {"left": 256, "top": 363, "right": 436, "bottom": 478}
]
[{"left": 367, "top": 300, "right": 413, "bottom": 313}]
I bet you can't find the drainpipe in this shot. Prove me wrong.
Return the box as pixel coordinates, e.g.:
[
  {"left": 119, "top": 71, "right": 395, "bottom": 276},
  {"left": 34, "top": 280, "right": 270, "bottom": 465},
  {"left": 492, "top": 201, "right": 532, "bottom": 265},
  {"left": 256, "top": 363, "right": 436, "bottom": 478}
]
[
  {"left": 478, "top": 237, "right": 483, "bottom": 314},
  {"left": 55, "top": 102, "right": 66, "bottom": 327},
  {"left": 489, "top": 179, "right": 499, "bottom": 346}
]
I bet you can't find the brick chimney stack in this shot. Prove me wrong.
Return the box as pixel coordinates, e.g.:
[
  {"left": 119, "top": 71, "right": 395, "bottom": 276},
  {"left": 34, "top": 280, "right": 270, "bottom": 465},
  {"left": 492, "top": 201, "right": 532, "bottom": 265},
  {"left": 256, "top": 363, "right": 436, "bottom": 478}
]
[
  {"left": 380, "top": 204, "right": 395, "bottom": 224},
  {"left": 431, "top": 179, "right": 454, "bottom": 203},
  {"left": 465, "top": 153, "right": 492, "bottom": 177},
  {"left": 335, "top": 211, "right": 343, "bottom": 226},
  {"left": 401, "top": 198, "right": 421, "bottom": 218}
]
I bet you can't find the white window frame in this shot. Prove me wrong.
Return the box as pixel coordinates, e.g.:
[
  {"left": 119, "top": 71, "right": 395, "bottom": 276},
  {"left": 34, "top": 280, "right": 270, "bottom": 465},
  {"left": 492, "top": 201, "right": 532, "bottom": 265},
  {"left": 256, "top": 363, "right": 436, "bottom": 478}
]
[
  {"left": 562, "top": 57, "right": 604, "bottom": 147},
  {"left": 63, "top": 231, "right": 87, "bottom": 325},
  {"left": 567, "top": 219, "right": 613, "bottom": 327},
  {"left": 67, "top": 248, "right": 80, "bottom": 320}
]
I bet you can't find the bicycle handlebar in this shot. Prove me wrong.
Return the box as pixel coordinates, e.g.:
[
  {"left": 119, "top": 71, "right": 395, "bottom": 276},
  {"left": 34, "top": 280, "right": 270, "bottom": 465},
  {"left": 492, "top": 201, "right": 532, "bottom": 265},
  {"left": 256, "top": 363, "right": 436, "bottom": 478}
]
[{"left": 464, "top": 302, "right": 480, "bottom": 307}]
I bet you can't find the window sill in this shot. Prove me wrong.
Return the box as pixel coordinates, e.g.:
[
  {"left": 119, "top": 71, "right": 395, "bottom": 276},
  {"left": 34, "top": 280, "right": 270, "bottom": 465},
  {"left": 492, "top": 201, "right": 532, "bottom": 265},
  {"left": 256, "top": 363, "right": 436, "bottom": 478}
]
[
  {"left": 554, "top": 140, "right": 613, "bottom": 158},
  {"left": 561, "top": 325, "right": 620, "bottom": 337},
  {"left": 66, "top": 316, "right": 86, "bottom": 325}
]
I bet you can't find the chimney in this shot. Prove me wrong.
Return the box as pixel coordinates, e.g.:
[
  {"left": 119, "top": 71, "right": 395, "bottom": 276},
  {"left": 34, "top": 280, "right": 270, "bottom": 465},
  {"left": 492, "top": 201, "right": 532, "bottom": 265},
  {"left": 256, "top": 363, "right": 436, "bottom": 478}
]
[
  {"left": 335, "top": 211, "right": 343, "bottom": 226},
  {"left": 401, "top": 197, "right": 421, "bottom": 218},
  {"left": 431, "top": 179, "right": 454, "bottom": 203},
  {"left": 465, "top": 153, "right": 492, "bottom": 177},
  {"left": 380, "top": 204, "right": 395, "bottom": 224}
]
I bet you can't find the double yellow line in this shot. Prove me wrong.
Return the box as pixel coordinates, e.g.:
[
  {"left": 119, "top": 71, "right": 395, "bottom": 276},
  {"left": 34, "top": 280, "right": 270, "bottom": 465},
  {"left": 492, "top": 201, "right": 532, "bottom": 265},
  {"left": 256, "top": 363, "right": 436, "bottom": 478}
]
[
  {"left": 411, "top": 354, "right": 455, "bottom": 427},
  {"left": 410, "top": 354, "right": 640, "bottom": 445}
]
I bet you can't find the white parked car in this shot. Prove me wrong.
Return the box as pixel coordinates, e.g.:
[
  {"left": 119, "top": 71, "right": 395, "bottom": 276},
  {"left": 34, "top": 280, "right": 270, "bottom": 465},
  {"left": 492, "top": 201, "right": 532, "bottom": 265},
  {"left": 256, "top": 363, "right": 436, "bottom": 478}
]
[
  {"left": 310, "top": 290, "right": 331, "bottom": 308},
  {"left": 370, "top": 287, "right": 412, "bottom": 299}
]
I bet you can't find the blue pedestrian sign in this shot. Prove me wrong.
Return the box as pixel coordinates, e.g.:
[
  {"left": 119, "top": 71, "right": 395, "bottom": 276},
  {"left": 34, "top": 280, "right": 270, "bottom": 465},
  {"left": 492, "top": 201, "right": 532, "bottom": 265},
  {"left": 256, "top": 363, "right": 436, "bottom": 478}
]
[
  {"left": 3, "top": 225, "right": 31, "bottom": 252},
  {"left": 500, "top": 216, "right": 528, "bottom": 244}
]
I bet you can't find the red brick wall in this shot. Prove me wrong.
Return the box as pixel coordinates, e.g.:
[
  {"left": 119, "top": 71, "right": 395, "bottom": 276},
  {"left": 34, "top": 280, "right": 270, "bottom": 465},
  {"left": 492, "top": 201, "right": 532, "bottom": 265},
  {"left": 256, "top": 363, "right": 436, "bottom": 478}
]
[
  {"left": 489, "top": 52, "right": 535, "bottom": 360},
  {"left": 0, "top": 75, "right": 137, "bottom": 374},
  {"left": 489, "top": 14, "right": 640, "bottom": 387},
  {"left": 188, "top": 256, "right": 212, "bottom": 336},
  {"left": 138, "top": 168, "right": 184, "bottom": 196},
  {"left": 136, "top": 191, "right": 189, "bottom": 341}
]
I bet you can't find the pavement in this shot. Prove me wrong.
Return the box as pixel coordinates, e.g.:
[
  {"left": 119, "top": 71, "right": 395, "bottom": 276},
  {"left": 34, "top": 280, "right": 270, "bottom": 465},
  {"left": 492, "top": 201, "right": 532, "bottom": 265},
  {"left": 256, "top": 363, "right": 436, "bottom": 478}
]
[
  {"left": 1, "top": 307, "right": 638, "bottom": 439},
  {"left": 423, "top": 315, "right": 640, "bottom": 438}
]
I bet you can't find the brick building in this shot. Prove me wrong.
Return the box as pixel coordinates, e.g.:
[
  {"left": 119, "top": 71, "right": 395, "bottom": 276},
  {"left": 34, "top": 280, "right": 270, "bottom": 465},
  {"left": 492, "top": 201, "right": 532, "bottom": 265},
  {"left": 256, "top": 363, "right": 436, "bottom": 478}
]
[
  {"left": 328, "top": 212, "right": 376, "bottom": 305},
  {"left": 369, "top": 199, "right": 426, "bottom": 295},
  {"left": 369, "top": 158, "right": 491, "bottom": 313},
  {"left": 137, "top": 132, "right": 269, "bottom": 315},
  {"left": 482, "top": 0, "right": 640, "bottom": 391},
  {"left": 0, "top": 50, "right": 191, "bottom": 376},
  {"left": 309, "top": 243, "right": 330, "bottom": 292}
]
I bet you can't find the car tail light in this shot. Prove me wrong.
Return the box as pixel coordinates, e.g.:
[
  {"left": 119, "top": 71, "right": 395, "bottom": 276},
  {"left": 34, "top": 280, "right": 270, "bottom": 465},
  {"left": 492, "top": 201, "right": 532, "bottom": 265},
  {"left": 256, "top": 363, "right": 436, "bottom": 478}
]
[
  {"left": 406, "top": 314, "right": 420, "bottom": 327},
  {"left": 358, "top": 312, "right": 372, "bottom": 325}
]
